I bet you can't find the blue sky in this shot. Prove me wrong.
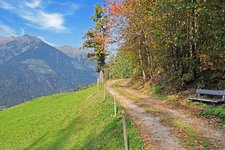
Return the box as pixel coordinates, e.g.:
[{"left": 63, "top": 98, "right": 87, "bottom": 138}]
[{"left": 0, "top": 0, "right": 103, "bottom": 47}]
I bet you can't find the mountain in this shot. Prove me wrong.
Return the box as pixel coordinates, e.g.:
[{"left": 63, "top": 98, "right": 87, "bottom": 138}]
[
  {"left": 57, "top": 45, "right": 88, "bottom": 58},
  {"left": 0, "top": 35, "right": 41, "bottom": 65},
  {"left": 0, "top": 35, "right": 97, "bottom": 107},
  {"left": 57, "top": 45, "right": 96, "bottom": 71},
  {"left": 0, "top": 36, "right": 16, "bottom": 45}
]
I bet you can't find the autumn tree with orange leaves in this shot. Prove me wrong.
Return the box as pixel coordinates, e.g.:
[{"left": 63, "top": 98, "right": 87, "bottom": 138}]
[
  {"left": 82, "top": 3, "right": 111, "bottom": 72},
  {"left": 105, "top": 0, "right": 225, "bottom": 90}
]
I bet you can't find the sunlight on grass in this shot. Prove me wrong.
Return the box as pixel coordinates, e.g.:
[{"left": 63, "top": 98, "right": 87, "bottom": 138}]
[{"left": 0, "top": 85, "right": 143, "bottom": 150}]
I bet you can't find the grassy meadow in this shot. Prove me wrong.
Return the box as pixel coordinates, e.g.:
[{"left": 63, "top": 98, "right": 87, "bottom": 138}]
[{"left": 0, "top": 85, "right": 143, "bottom": 150}]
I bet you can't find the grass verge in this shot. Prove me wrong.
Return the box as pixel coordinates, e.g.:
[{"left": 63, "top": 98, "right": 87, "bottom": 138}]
[
  {"left": 201, "top": 106, "right": 225, "bottom": 121},
  {"left": 0, "top": 85, "right": 143, "bottom": 150}
]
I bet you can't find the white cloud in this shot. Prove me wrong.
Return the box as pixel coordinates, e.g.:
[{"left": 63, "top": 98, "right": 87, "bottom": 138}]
[
  {"left": 25, "top": 0, "right": 42, "bottom": 9},
  {"left": 0, "top": 1, "right": 14, "bottom": 10},
  {"left": 20, "top": 28, "right": 25, "bottom": 35},
  {"left": 0, "top": 0, "right": 78, "bottom": 32},
  {"left": 20, "top": 10, "right": 66, "bottom": 31},
  {"left": 0, "top": 23, "right": 17, "bottom": 36},
  {"left": 39, "top": 12, "right": 65, "bottom": 31},
  {"left": 37, "top": 36, "right": 57, "bottom": 47}
]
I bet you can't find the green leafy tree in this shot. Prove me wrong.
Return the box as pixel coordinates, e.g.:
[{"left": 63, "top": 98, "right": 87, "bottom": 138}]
[
  {"left": 104, "top": 49, "right": 137, "bottom": 80},
  {"left": 106, "top": 0, "right": 225, "bottom": 89}
]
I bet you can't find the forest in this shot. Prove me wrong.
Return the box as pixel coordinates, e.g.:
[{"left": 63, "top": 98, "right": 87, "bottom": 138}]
[{"left": 83, "top": 0, "right": 225, "bottom": 91}]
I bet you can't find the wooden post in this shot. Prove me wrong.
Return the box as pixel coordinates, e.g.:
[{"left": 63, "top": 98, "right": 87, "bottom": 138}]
[
  {"left": 114, "top": 95, "right": 117, "bottom": 117},
  {"left": 99, "top": 70, "right": 104, "bottom": 83},
  {"left": 104, "top": 85, "right": 106, "bottom": 100},
  {"left": 97, "top": 78, "right": 99, "bottom": 91},
  {"left": 121, "top": 111, "right": 128, "bottom": 150}
]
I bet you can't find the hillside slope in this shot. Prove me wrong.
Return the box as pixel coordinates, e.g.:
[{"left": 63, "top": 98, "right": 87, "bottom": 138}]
[
  {"left": 0, "top": 85, "right": 143, "bottom": 150},
  {"left": 0, "top": 35, "right": 97, "bottom": 107},
  {"left": 57, "top": 45, "right": 96, "bottom": 71}
]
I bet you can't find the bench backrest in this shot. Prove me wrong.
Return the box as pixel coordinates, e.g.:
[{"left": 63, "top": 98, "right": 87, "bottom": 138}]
[{"left": 196, "top": 89, "right": 225, "bottom": 96}]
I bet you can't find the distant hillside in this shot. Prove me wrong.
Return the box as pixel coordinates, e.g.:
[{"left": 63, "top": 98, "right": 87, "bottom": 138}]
[
  {"left": 57, "top": 45, "right": 88, "bottom": 58},
  {"left": 0, "top": 35, "right": 97, "bottom": 107},
  {"left": 0, "top": 86, "right": 143, "bottom": 149},
  {"left": 0, "top": 105, "right": 7, "bottom": 111},
  {"left": 57, "top": 45, "right": 96, "bottom": 71}
]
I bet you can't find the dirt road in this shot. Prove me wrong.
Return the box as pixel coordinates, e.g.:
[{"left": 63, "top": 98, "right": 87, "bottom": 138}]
[{"left": 105, "top": 80, "right": 225, "bottom": 150}]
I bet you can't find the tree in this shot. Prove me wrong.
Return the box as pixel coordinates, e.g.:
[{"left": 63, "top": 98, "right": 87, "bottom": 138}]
[
  {"left": 82, "top": 3, "right": 110, "bottom": 72},
  {"left": 102, "top": 0, "right": 225, "bottom": 89}
]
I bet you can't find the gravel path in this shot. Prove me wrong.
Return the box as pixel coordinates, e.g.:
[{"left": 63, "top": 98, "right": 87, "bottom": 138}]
[
  {"left": 106, "top": 80, "right": 185, "bottom": 150},
  {"left": 121, "top": 83, "right": 225, "bottom": 149}
]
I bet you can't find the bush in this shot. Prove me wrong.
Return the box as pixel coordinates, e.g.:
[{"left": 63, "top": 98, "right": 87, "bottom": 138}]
[{"left": 151, "top": 83, "right": 164, "bottom": 95}]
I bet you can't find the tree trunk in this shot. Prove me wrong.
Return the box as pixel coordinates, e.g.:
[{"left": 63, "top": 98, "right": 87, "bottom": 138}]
[
  {"left": 146, "top": 48, "right": 153, "bottom": 80},
  {"left": 138, "top": 47, "right": 146, "bottom": 81},
  {"left": 190, "top": 0, "right": 199, "bottom": 79}
]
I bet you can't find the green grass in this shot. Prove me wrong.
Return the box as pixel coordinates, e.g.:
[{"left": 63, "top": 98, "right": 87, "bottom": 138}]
[
  {"left": 169, "top": 119, "right": 213, "bottom": 149},
  {"left": 186, "top": 100, "right": 225, "bottom": 122},
  {"left": 149, "top": 83, "right": 167, "bottom": 99},
  {"left": 171, "top": 120, "right": 198, "bottom": 148},
  {"left": 201, "top": 106, "right": 225, "bottom": 120},
  {"left": 0, "top": 85, "right": 143, "bottom": 150},
  {"left": 186, "top": 100, "right": 208, "bottom": 107}
]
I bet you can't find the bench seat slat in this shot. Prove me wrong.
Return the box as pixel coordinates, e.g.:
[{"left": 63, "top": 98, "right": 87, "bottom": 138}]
[
  {"left": 196, "top": 89, "right": 225, "bottom": 96},
  {"left": 189, "top": 97, "right": 225, "bottom": 103}
]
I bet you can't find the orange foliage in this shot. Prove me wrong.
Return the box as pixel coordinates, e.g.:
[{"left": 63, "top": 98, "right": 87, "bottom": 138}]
[{"left": 107, "top": 0, "right": 126, "bottom": 16}]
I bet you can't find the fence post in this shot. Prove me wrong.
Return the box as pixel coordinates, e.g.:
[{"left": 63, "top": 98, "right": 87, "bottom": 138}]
[
  {"left": 104, "top": 85, "right": 106, "bottom": 100},
  {"left": 97, "top": 78, "right": 99, "bottom": 91},
  {"left": 99, "top": 70, "right": 104, "bottom": 83},
  {"left": 121, "top": 111, "right": 128, "bottom": 150},
  {"left": 114, "top": 95, "right": 117, "bottom": 117}
]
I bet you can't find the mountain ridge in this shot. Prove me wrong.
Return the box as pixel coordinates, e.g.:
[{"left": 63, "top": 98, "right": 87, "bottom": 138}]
[
  {"left": 57, "top": 45, "right": 96, "bottom": 71},
  {"left": 0, "top": 35, "right": 97, "bottom": 107}
]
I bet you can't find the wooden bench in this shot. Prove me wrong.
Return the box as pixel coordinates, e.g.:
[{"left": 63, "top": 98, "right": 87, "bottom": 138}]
[{"left": 189, "top": 89, "right": 225, "bottom": 105}]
